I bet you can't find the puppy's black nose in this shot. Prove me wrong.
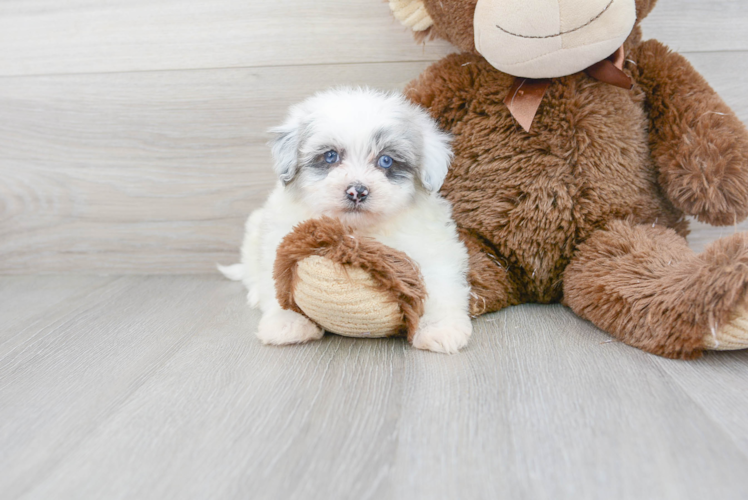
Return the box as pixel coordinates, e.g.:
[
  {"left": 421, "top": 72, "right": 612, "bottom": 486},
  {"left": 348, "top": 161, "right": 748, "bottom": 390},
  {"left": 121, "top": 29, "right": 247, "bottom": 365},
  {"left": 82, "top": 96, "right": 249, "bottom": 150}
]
[{"left": 346, "top": 184, "right": 369, "bottom": 203}]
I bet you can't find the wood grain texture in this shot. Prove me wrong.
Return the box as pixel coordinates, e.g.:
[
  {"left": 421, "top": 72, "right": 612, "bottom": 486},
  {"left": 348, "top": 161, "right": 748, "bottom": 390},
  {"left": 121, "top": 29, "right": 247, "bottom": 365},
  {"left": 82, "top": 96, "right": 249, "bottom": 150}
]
[
  {"left": 0, "top": 62, "right": 433, "bottom": 274},
  {"left": 0, "top": 0, "right": 454, "bottom": 77},
  {"left": 641, "top": 0, "right": 748, "bottom": 53},
  {"left": 1, "top": 1, "right": 748, "bottom": 273},
  {"left": 0, "top": 0, "right": 744, "bottom": 77},
  {"left": 652, "top": 350, "right": 748, "bottom": 457},
  {"left": 0, "top": 275, "right": 114, "bottom": 342},
  {"left": 0, "top": 276, "right": 240, "bottom": 499},
  {"left": 391, "top": 306, "right": 748, "bottom": 500},
  {"left": 1, "top": 276, "right": 747, "bottom": 499},
  {"left": 2, "top": 51, "right": 747, "bottom": 274}
]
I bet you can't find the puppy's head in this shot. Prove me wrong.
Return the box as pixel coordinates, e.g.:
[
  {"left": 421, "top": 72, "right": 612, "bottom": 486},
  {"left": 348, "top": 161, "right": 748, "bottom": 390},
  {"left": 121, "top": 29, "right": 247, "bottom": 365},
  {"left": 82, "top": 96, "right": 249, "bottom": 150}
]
[{"left": 269, "top": 87, "right": 452, "bottom": 226}]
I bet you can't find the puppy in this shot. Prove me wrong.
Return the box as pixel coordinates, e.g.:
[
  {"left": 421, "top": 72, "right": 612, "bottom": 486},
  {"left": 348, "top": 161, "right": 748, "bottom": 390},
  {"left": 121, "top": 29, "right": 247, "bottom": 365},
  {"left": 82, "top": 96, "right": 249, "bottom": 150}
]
[{"left": 221, "top": 87, "right": 472, "bottom": 354}]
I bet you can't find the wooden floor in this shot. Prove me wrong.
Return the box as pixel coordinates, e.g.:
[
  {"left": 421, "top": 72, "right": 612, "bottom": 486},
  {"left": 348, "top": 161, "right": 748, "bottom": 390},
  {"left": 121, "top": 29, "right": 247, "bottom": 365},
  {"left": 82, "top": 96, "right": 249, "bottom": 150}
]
[{"left": 1, "top": 275, "right": 747, "bottom": 499}]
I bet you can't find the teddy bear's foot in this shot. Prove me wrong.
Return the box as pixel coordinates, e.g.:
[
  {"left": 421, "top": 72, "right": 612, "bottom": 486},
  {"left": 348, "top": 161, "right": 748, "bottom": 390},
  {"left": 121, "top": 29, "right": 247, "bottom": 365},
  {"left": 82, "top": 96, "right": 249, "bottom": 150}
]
[
  {"left": 257, "top": 309, "right": 324, "bottom": 346},
  {"left": 703, "top": 305, "right": 748, "bottom": 351},
  {"left": 564, "top": 222, "right": 748, "bottom": 359},
  {"left": 411, "top": 315, "right": 472, "bottom": 354}
]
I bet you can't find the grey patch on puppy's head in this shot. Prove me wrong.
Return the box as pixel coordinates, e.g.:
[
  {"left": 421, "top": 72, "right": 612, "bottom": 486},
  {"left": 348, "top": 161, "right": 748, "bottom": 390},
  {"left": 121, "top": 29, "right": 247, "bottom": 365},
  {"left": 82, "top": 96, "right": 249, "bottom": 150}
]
[
  {"left": 295, "top": 144, "right": 345, "bottom": 186},
  {"left": 269, "top": 125, "right": 300, "bottom": 185},
  {"left": 371, "top": 126, "right": 421, "bottom": 184},
  {"left": 412, "top": 109, "right": 452, "bottom": 192},
  {"left": 370, "top": 98, "right": 453, "bottom": 194},
  {"left": 269, "top": 106, "right": 312, "bottom": 185}
]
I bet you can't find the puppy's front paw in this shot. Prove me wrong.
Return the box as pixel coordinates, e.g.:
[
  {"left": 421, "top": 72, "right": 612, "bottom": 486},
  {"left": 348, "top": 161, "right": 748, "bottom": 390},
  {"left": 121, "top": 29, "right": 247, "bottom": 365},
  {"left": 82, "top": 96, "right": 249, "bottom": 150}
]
[
  {"left": 257, "top": 309, "right": 324, "bottom": 345},
  {"left": 411, "top": 315, "right": 472, "bottom": 354}
]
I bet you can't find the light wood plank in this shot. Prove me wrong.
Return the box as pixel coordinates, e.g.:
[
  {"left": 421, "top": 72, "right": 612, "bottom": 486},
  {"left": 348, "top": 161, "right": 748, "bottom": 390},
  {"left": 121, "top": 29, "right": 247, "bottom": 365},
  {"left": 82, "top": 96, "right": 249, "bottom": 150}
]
[
  {"left": 653, "top": 350, "right": 748, "bottom": 457},
  {"left": 2, "top": 51, "right": 747, "bottom": 273},
  {"left": 0, "top": 0, "right": 744, "bottom": 77},
  {"left": 0, "top": 275, "right": 114, "bottom": 340},
  {"left": 0, "top": 276, "right": 238, "bottom": 499},
  {"left": 22, "top": 314, "right": 408, "bottom": 499},
  {"left": 642, "top": 0, "right": 748, "bottom": 53},
  {"left": 0, "top": 0, "right": 454, "bottom": 77},
  {"left": 3, "top": 279, "right": 747, "bottom": 499},
  {"left": 389, "top": 305, "right": 748, "bottom": 499},
  {"left": 0, "top": 62, "right": 433, "bottom": 274}
]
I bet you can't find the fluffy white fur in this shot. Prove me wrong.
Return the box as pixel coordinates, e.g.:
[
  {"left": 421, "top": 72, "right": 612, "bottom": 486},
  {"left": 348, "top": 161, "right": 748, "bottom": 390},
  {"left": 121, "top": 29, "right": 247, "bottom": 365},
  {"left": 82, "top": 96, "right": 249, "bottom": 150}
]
[{"left": 220, "top": 87, "right": 472, "bottom": 354}]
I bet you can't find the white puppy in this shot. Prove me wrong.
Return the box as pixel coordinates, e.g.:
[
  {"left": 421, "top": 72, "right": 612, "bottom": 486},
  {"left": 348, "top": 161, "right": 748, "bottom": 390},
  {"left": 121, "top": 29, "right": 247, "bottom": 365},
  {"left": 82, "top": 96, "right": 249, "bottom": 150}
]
[{"left": 221, "top": 87, "right": 472, "bottom": 354}]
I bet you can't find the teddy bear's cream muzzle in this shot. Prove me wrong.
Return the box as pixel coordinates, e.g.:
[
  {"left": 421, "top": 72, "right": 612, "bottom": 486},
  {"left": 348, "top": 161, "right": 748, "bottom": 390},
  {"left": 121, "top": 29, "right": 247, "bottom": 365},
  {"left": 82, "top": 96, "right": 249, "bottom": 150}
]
[
  {"left": 389, "top": 0, "right": 637, "bottom": 79},
  {"left": 474, "top": 0, "right": 637, "bottom": 78}
]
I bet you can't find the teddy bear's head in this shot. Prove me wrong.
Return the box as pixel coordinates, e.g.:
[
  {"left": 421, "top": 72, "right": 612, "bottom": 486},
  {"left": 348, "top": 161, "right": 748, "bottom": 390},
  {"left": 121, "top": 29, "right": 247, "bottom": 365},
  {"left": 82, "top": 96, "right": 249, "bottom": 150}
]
[{"left": 389, "top": 0, "right": 658, "bottom": 78}]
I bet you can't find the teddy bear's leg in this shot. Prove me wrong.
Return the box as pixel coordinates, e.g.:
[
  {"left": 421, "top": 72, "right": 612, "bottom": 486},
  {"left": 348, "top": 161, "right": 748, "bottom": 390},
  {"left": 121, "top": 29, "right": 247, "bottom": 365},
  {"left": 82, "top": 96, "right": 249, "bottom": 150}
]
[
  {"left": 563, "top": 220, "right": 748, "bottom": 359},
  {"left": 631, "top": 39, "right": 748, "bottom": 226},
  {"left": 459, "top": 229, "right": 521, "bottom": 317}
]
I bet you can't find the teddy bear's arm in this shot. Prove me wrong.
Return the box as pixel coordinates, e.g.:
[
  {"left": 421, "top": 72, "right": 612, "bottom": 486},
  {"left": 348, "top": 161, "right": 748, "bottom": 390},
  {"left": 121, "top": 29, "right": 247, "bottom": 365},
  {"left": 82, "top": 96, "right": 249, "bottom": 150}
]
[
  {"left": 404, "top": 53, "right": 481, "bottom": 132},
  {"left": 630, "top": 39, "right": 748, "bottom": 226}
]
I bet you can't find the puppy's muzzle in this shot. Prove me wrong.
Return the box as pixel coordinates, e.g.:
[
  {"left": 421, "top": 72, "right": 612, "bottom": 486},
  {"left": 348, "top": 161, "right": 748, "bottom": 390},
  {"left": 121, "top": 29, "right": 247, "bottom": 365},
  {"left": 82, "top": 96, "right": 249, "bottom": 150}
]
[{"left": 346, "top": 184, "right": 369, "bottom": 204}]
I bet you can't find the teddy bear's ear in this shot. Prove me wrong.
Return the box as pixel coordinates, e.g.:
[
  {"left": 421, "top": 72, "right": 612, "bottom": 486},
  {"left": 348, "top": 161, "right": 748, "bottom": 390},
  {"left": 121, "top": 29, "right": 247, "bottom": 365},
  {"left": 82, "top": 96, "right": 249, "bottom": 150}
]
[{"left": 389, "top": 0, "right": 434, "bottom": 32}]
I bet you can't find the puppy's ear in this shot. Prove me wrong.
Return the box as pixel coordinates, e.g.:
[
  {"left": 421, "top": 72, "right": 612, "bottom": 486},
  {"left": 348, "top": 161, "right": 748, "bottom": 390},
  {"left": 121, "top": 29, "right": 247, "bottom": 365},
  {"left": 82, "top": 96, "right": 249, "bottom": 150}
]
[
  {"left": 419, "top": 121, "right": 452, "bottom": 192},
  {"left": 269, "top": 116, "right": 301, "bottom": 184}
]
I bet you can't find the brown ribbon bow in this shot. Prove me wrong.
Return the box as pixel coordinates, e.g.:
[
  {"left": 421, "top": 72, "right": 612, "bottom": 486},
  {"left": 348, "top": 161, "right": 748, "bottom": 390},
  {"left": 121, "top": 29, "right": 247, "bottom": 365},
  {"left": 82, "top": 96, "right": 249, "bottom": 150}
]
[{"left": 504, "top": 46, "right": 633, "bottom": 133}]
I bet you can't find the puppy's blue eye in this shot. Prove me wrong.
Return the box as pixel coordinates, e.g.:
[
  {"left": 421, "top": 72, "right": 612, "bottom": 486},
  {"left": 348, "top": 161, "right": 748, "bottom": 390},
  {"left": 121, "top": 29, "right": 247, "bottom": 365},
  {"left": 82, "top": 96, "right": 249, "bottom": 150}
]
[
  {"left": 378, "top": 155, "right": 393, "bottom": 169},
  {"left": 324, "top": 151, "right": 339, "bottom": 164}
]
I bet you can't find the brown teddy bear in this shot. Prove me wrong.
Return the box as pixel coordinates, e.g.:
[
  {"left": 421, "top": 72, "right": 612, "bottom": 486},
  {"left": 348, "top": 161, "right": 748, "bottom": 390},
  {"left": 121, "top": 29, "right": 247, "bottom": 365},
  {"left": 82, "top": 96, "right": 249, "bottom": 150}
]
[
  {"left": 277, "top": 0, "right": 748, "bottom": 359},
  {"left": 387, "top": 0, "right": 748, "bottom": 359}
]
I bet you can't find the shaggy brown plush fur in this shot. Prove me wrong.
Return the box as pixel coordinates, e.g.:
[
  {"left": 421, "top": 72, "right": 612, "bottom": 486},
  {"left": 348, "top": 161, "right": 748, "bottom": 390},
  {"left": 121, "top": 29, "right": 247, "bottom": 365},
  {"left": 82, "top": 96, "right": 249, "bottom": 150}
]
[
  {"left": 564, "top": 221, "right": 748, "bottom": 359},
  {"left": 407, "top": 53, "right": 687, "bottom": 304},
  {"left": 631, "top": 40, "right": 748, "bottom": 226},
  {"left": 397, "top": 0, "right": 748, "bottom": 358},
  {"left": 274, "top": 217, "right": 427, "bottom": 340}
]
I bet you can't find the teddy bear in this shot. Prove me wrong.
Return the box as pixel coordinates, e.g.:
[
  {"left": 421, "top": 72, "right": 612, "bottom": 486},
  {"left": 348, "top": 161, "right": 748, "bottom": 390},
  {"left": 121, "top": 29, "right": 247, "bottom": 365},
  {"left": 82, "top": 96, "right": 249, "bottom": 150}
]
[{"left": 277, "top": 0, "right": 748, "bottom": 359}]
